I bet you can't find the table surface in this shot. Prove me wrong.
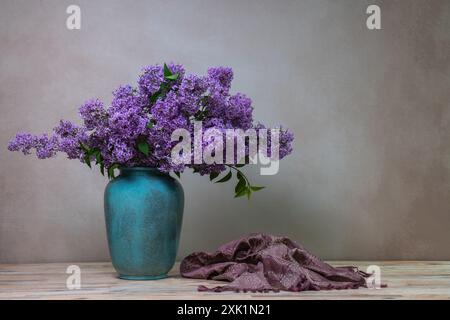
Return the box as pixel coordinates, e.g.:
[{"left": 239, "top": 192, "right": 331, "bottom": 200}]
[{"left": 0, "top": 261, "right": 449, "bottom": 300}]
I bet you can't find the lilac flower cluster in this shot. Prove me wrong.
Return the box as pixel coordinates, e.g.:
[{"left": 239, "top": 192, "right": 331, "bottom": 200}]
[{"left": 8, "top": 63, "right": 294, "bottom": 193}]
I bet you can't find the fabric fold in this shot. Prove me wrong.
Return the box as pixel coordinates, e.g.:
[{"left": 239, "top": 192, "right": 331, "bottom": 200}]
[{"left": 180, "top": 233, "right": 370, "bottom": 292}]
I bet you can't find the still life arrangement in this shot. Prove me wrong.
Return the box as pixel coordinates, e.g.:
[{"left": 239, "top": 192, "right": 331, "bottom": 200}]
[
  {"left": 7, "top": 63, "right": 375, "bottom": 293},
  {"left": 8, "top": 63, "right": 294, "bottom": 280}
]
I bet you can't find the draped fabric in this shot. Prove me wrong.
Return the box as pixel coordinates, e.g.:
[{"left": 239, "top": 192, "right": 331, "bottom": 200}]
[{"left": 180, "top": 233, "right": 370, "bottom": 292}]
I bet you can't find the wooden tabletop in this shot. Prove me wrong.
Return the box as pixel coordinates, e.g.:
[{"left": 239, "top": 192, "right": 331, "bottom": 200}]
[{"left": 0, "top": 261, "right": 449, "bottom": 300}]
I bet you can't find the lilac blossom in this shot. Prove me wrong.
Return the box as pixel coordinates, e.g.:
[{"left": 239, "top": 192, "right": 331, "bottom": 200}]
[
  {"left": 8, "top": 133, "right": 38, "bottom": 155},
  {"left": 8, "top": 63, "right": 294, "bottom": 197}
]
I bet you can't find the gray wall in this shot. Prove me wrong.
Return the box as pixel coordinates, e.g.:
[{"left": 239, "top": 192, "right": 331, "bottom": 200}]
[{"left": 1, "top": 0, "right": 449, "bottom": 263}]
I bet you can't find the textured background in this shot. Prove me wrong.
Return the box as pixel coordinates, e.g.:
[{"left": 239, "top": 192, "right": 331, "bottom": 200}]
[{"left": 1, "top": 0, "right": 449, "bottom": 263}]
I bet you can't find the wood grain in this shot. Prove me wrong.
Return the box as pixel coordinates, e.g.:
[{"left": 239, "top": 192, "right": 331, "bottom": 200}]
[{"left": 0, "top": 261, "right": 449, "bottom": 300}]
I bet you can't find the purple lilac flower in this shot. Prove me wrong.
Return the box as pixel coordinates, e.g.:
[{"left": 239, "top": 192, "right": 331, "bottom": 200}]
[
  {"left": 79, "top": 99, "right": 107, "bottom": 131},
  {"left": 138, "top": 65, "right": 164, "bottom": 97},
  {"left": 255, "top": 123, "right": 294, "bottom": 159},
  {"left": 53, "top": 120, "right": 87, "bottom": 159},
  {"left": 8, "top": 63, "right": 294, "bottom": 178},
  {"left": 35, "top": 134, "right": 59, "bottom": 159},
  {"left": 279, "top": 128, "right": 295, "bottom": 159},
  {"left": 227, "top": 93, "right": 253, "bottom": 130},
  {"left": 8, "top": 132, "right": 38, "bottom": 155},
  {"left": 8, "top": 132, "right": 58, "bottom": 159},
  {"left": 207, "top": 67, "right": 233, "bottom": 95}
]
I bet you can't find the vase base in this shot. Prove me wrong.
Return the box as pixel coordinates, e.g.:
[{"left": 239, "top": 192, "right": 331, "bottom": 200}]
[{"left": 119, "top": 274, "right": 168, "bottom": 280}]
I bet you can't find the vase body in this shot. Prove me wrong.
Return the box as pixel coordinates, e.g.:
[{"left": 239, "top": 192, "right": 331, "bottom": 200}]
[{"left": 104, "top": 167, "right": 184, "bottom": 280}]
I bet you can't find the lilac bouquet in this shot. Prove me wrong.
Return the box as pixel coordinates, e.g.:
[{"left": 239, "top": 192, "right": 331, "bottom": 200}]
[{"left": 8, "top": 63, "right": 293, "bottom": 198}]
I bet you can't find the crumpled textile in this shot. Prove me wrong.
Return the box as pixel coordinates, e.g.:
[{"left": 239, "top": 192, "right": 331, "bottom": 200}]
[{"left": 180, "top": 233, "right": 370, "bottom": 292}]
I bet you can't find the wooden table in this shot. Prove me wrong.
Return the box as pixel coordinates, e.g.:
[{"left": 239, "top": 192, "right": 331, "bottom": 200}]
[{"left": 0, "top": 261, "right": 449, "bottom": 299}]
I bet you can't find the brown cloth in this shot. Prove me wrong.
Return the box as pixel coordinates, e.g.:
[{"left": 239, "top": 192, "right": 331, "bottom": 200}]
[{"left": 180, "top": 233, "right": 370, "bottom": 292}]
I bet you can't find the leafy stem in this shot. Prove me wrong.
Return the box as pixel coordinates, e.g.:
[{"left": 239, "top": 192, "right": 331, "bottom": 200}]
[
  {"left": 210, "top": 164, "right": 265, "bottom": 199},
  {"left": 148, "top": 63, "right": 179, "bottom": 107},
  {"left": 79, "top": 141, "right": 112, "bottom": 179}
]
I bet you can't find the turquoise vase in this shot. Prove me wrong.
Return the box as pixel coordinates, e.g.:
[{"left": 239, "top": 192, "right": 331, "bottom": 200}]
[{"left": 104, "top": 167, "right": 184, "bottom": 280}]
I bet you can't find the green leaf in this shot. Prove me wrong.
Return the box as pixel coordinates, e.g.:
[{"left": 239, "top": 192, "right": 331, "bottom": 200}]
[
  {"left": 149, "top": 91, "right": 160, "bottom": 104},
  {"left": 94, "top": 150, "right": 101, "bottom": 164},
  {"left": 235, "top": 163, "right": 246, "bottom": 168},
  {"left": 209, "top": 172, "right": 220, "bottom": 181},
  {"left": 234, "top": 187, "right": 247, "bottom": 198},
  {"left": 215, "top": 170, "right": 232, "bottom": 183},
  {"left": 237, "top": 171, "right": 246, "bottom": 182},
  {"left": 194, "top": 110, "right": 202, "bottom": 120},
  {"left": 194, "top": 109, "right": 209, "bottom": 121},
  {"left": 108, "top": 164, "right": 119, "bottom": 179},
  {"left": 149, "top": 82, "right": 170, "bottom": 104},
  {"left": 174, "top": 171, "right": 181, "bottom": 179},
  {"left": 146, "top": 119, "right": 155, "bottom": 129},
  {"left": 246, "top": 188, "right": 252, "bottom": 200},
  {"left": 159, "top": 82, "right": 167, "bottom": 95},
  {"left": 165, "top": 73, "right": 179, "bottom": 81},
  {"left": 137, "top": 141, "right": 150, "bottom": 156},
  {"left": 79, "top": 141, "right": 89, "bottom": 152},
  {"left": 100, "top": 163, "right": 105, "bottom": 176},
  {"left": 250, "top": 186, "right": 265, "bottom": 192},
  {"left": 84, "top": 155, "right": 91, "bottom": 168},
  {"left": 163, "top": 63, "right": 172, "bottom": 77},
  {"left": 235, "top": 178, "right": 246, "bottom": 194},
  {"left": 200, "top": 95, "right": 209, "bottom": 105}
]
